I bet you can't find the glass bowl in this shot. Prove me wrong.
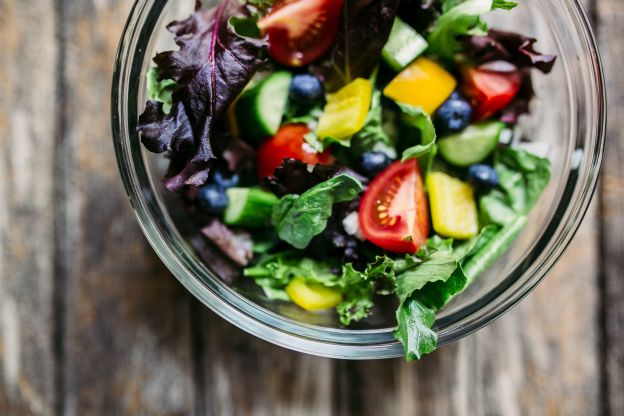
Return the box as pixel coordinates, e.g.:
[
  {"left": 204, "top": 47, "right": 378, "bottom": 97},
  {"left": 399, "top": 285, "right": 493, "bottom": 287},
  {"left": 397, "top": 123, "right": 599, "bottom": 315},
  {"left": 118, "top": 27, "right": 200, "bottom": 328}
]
[{"left": 112, "top": 0, "right": 605, "bottom": 359}]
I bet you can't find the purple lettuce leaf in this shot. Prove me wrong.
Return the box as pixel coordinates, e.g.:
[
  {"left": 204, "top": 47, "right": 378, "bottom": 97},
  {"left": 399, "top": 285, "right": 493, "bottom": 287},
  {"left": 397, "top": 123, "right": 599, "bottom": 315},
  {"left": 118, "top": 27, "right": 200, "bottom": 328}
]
[
  {"left": 154, "top": 0, "right": 267, "bottom": 158},
  {"left": 189, "top": 233, "right": 241, "bottom": 285},
  {"left": 263, "top": 158, "right": 341, "bottom": 197},
  {"left": 162, "top": 157, "right": 212, "bottom": 193},
  {"left": 463, "top": 29, "right": 556, "bottom": 73},
  {"left": 138, "top": 101, "right": 194, "bottom": 154},
  {"left": 138, "top": 0, "right": 267, "bottom": 192},
  {"left": 312, "top": 0, "right": 400, "bottom": 92},
  {"left": 201, "top": 219, "right": 254, "bottom": 267}
]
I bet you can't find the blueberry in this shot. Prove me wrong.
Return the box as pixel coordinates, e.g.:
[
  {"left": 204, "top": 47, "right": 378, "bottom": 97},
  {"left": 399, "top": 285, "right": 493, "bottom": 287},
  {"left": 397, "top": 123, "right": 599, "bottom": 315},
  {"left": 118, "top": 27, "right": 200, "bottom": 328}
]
[
  {"left": 196, "top": 185, "right": 229, "bottom": 214},
  {"left": 361, "top": 152, "right": 392, "bottom": 177},
  {"left": 435, "top": 94, "right": 472, "bottom": 135},
  {"left": 211, "top": 168, "right": 240, "bottom": 189},
  {"left": 467, "top": 164, "right": 499, "bottom": 188},
  {"left": 290, "top": 74, "right": 323, "bottom": 105}
]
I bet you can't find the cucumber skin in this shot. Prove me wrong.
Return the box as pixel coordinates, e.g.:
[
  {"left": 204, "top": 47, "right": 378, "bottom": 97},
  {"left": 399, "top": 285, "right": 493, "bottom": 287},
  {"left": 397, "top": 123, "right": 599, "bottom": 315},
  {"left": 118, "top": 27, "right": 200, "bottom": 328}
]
[
  {"left": 463, "top": 215, "right": 528, "bottom": 285},
  {"left": 224, "top": 188, "right": 278, "bottom": 228},
  {"left": 438, "top": 121, "right": 505, "bottom": 167},
  {"left": 235, "top": 71, "right": 292, "bottom": 142}
]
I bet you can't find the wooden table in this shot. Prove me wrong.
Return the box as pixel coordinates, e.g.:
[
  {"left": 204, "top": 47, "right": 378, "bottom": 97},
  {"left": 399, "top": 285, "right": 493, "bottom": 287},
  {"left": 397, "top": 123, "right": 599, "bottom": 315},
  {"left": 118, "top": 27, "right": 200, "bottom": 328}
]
[{"left": 0, "top": 0, "right": 622, "bottom": 414}]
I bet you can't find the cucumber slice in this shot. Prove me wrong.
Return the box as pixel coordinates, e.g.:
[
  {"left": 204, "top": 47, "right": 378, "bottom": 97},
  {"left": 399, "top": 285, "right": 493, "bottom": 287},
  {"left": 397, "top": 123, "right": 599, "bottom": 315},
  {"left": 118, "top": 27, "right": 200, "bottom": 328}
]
[
  {"left": 382, "top": 17, "right": 428, "bottom": 72},
  {"left": 235, "top": 71, "right": 293, "bottom": 141},
  {"left": 438, "top": 121, "right": 505, "bottom": 167},
  {"left": 224, "top": 188, "right": 278, "bottom": 228}
]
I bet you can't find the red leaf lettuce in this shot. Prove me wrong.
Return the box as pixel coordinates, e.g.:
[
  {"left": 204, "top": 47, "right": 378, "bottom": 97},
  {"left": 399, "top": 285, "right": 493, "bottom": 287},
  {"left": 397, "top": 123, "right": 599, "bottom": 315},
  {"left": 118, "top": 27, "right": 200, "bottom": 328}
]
[
  {"left": 313, "top": 0, "right": 400, "bottom": 91},
  {"left": 138, "top": 0, "right": 267, "bottom": 192}
]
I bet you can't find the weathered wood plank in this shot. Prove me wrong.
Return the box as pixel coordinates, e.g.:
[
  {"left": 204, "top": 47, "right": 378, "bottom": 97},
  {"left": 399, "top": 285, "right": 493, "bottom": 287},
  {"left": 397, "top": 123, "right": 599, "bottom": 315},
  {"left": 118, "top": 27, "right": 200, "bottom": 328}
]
[
  {"left": 57, "top": 1, "right": 196, "bottom": 414},
  {"left": 464, "top": 203, "right": 601, "bottom": 416},
  {"left": 0, "top": 1, "right": 59, "bottom": 414},
  {"left": 198, "top": 307, "right": 335, "bottom": 416},
  {"left": 596, "top": 0, "right": 624, "bottom": 413}
]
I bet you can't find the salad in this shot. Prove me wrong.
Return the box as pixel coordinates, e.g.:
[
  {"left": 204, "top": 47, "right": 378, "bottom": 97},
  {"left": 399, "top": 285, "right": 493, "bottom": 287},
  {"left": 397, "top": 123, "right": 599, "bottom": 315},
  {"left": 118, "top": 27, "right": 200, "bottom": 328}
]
[{"left": 138, "top": 0, "right": 556, "bottom": 360}]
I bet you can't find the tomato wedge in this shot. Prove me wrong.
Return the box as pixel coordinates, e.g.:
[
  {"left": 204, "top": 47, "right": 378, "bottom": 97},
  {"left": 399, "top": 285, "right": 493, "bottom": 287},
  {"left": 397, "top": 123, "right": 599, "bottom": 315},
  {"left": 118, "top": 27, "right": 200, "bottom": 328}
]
[
  {"left": 256, "top": 124, "right": 334, "bottom": 179},
  {"left": 359, "top": 159, "right": 429, "bottom": 254},
  {"left": 461, "top": 66, "right": 521, "bottom": 121},
  {"left": 257, "top": 0, "right": 344, "bottom": 67}
]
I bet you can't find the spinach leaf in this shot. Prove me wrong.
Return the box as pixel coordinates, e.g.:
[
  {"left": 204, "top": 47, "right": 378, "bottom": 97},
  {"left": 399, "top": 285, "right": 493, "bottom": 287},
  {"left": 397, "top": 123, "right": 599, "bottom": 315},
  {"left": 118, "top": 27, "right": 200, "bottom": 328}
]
[
  {"left": 272, "top": 174, "right": 363, "bottom": 249},
  {"left": 427, "top": 0, "right": 517, "bottom": 60},
  {"left": 395, "top": 296, "right": 438, "bottom": 361},
  {"left": 146, "top": 67, "right": 176, "bottom": 114},
  {"left": 313, "top": 0, "right": 400, "bottom": 91},
  {"left": 480, "top": 147, "right": 551, "bottom": 225}
]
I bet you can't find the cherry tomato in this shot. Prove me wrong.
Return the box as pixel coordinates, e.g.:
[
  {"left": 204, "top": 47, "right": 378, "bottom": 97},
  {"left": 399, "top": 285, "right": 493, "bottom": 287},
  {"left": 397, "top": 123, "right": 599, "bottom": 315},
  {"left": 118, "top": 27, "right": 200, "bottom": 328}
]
[
  {"left": 359, "top": 159, "right": 429, "bottom": 254},
  {"left": 257, "top": 0, "right": 344, "bottom": 67},
  {"left": 461, "top": 66, "right": 521, "bottom": 121},
  {"left": 256, "top": 124, "right": 334, "bottom": 179}
]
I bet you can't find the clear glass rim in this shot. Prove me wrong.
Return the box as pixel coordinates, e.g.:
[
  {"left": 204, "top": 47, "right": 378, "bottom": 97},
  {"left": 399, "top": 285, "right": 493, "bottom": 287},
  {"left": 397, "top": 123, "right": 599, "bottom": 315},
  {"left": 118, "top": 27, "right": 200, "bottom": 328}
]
[{"left": 111, "top": 0, "right": 606, "bottom": 359}]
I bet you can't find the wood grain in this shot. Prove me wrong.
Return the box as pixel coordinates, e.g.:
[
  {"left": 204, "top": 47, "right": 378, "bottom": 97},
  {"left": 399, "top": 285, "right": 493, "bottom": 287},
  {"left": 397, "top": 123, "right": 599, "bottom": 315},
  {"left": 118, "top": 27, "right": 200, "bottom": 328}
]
[
  {"left": 198, "top": 307, "right": 335, "bottom": 416},
  {"left": 0, "top": 0, "right": 617, "bottom": 415},
  {"left": 56, "top": 1, "right": 196, "bottom": 414},
  {"left": 0, "top": 1, "right": 59, "bottom": 414},
  {"left": 596, "top": 0, "right": 624, "bottom": 413}
]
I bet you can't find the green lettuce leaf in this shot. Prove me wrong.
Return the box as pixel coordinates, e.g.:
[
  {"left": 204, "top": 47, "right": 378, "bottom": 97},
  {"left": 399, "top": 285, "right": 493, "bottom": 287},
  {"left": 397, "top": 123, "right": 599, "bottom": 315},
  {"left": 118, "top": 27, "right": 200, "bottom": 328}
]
[
  {"left": 272, "top": 174, "right": 363, "bottom": 249},
  {"left": 480, "top": 147, "right": 551, "bottom": 226},
  {"left": 396, "top": 103, "right": 437, "bottom": 174},
  {"left": 351, "top": 90, "right": 397, "bottom": 157},
  {"left": 146, "top": 67, "right": 176, "bottom": 114},
  {"left": 395, "top": 296, "right": 438, "bottom": 360},
  {"left": 427, "top": 0, "right": 518, "bottom": 59},
  {"left": 461, "top": 215, "right": 528, "bottom": 284},
  {"left": 396, "top": 250, "right": 463, "bottom": 305},
  {"left": 336, "top": 264, "right": 375, "bottom": 325},
  {"left": 229, "top": 15, "right": 262, "bottom": 38},
  {"left": 243, "top": 252, "right": 337, "bottom": 300},
  {"left": 244, "top": 254, "right": 375, "bottom": 325}
]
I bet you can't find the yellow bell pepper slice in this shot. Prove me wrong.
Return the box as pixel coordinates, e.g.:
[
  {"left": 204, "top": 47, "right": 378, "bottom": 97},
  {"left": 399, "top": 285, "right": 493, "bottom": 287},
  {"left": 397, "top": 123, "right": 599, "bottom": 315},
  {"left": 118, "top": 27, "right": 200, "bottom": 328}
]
[
  {"left": 383, "top": 57, "right": 456, "bottom": 114},
  {"left": 286, "top": 277, "right": 343, "bottom": 311},
  {"left": 427, "top": 172, "right": 478, "bottom": 239},
  {"left": 317, "top": 78, "right": 372, "bottom": 141}
]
